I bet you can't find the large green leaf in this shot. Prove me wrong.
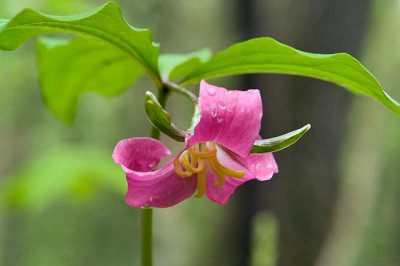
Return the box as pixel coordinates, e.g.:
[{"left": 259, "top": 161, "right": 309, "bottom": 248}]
[
  {"left": 36, "top": 37, "right": 143, "bottom": 123},
  {"left": 181, "top": 37, "right": 400, "bottom": 115},
  {"left": 0, "top": 1, "right": 160, "bottom": 79},
  {"left": 159, "top": 49, "right": 211, "bottom": 81}
]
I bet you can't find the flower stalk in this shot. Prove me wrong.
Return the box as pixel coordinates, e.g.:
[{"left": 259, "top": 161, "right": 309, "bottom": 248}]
[
  {"left": 141, "top": 206, "right": 153, "bottom": 266},
  {"left": 142, "top": 85, "right": 170, "bottom": 266}
]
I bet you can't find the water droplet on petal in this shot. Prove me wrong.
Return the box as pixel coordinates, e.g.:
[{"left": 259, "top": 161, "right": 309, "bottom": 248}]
[
  {"left": 147, "top": 160, "right": 157, "bottom": 168},
  {"left": 210, "top": 106, "right": 217, "bottom": 117},
  {"left": 218, "top": 102, "right": 226, "bottom": 110},
  {"left": 226, "top": 90, "right": 232, "bottom": 95},
  {"left": 207, "top": 86, "right": 216, "bottom": 96},
  {"left": 227, "top": 106, "right": 233, "bottom": 112},
  {"left": 149, "top": 197, "right": 153, "bottom": 202},
  {"left": 217, "top": 118, "right": 224, "bottom": 124}
]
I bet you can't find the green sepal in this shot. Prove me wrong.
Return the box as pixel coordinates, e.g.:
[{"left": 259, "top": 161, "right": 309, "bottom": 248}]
[
  {"left": 251, "top": 124, "right": 311, "bottom": 153},
  {"left": 145, "top": 91, "right": 186, "bottom": 142}
]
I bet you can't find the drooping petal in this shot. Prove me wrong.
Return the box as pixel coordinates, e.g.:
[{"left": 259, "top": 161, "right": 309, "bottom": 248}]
[
  {"left": 205, "top": 147, "right": 278, "bottom": 204},
  {"left": 239, "top": 152, "right": 278, "bottom": 181},
  {"left": 205, "top": 147, "right": 255, "bottom": 204},
  {"left": 112, "top": 137, "right": 170, "bottom": 172},
  {"left": 112, "top": 137, "right": 196, "bottom": 208},
  {"left": 187, "top": 80, "right": 263, "bottom": 158},
  {"left": 125, "top": 161, "right": 196, "bottom": 208}
]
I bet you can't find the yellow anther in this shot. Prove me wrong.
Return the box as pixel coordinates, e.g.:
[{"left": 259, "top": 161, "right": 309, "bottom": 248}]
[
  {"left": 181, "top": 151, "right": 205, "bottom": 173},
  {"left": 174, "top": 142, "right": 246, "bottom": 196},
  {"left": 173, "top": 158, "right": 192, "bottom": 178}
]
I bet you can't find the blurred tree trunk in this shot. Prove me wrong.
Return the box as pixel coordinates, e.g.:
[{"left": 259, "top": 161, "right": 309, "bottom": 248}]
[{"left": 220, "top": 0, "right": 372, "bottom": 266}]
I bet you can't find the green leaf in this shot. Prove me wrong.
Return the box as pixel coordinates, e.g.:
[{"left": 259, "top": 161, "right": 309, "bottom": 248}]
[
  {"left": 0, "top": 1, "right": 160, "bottom": 78},
  {"left": 181, "top": 37, "right": 400, "bottom": 115},
  {"left": 145, "top": 91, "right": 186, "bottom": 142},
  {"left": 0, "top": 146, "right": 125, "bottom": 213},
  {"left": 37, "top": 37, "right": 143, "bottom": 123},
  {"left": 159, "top": 49, "right": 211, "bottom": 80},
  {"left": 251, "top": 124, "right": 311, "bottom": 153}
]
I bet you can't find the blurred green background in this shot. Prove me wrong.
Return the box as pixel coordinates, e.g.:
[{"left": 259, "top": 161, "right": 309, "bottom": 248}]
[{"left": 0, "top": 0, "right": 399, "bottom": 265}]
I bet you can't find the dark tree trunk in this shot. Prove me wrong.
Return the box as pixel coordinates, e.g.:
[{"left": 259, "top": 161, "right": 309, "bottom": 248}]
[{"left": 222, "top": 0, "right": 373, "bottom": 266}]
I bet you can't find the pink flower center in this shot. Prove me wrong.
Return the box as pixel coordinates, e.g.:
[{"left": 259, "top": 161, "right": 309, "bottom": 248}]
[{"left": 173, "top": 142, "right": 245, "bottom": 197}]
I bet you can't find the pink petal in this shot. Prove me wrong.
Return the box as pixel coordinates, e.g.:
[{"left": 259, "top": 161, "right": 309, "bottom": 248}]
[
  {"left": 112, "top": 137, "right": 171, "bottom": 172},
  {"left": 112, "top": 137, "right": 196, "bottom": 208},
  {"left": 187, "top": 80, "right": 263, "bottom": 158},
  {"left": 239, "top": 153, "right": 278, "bottom": 181},
  {"left": 125, "top": 161, "right": 197, "bottom": 208},
  {"left": 205, "top": 147, "right": 278, "bottom": 204},
  {"left": 205, "top": 147, "right": 255, "bottom": 204}
]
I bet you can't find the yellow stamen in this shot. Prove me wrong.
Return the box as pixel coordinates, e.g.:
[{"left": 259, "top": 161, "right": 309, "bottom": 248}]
[
  {"left": 174, "top": 142, "right": 246, "bottom": 197},
  {"left": 208, "top": 158, "right": 226, "bottom": 187},
  {"left": 210, "top": 157, "right": 245, "bottom": 179},
  {"left": 195, "top": 169, "right": 206, "bottom": 197},
  {"left": 189, "top": 147, "right": 216, "bottom": 159},
  {"left": 181, "top": 151, "right": 205, "bottom": 173},
  {"left": 173, "top": 158, "right": 192, "bottom": 178}
]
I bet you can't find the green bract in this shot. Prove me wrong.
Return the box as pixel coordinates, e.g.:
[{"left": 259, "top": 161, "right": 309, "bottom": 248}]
[
  {"left": 145, "top": 91, "right": 186, "bottom": 142},
  {"left": 251, "top": 124, "right": 311, "bottom": 153}
]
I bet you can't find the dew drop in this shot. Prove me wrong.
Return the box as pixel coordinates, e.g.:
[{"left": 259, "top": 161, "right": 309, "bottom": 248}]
[
  {"left": 149, "top": 197, "right": 153, "bottom": 202},
  {"left": 217, "top": 118, "right": 224, "bottom": 124},
  {"left": 227, "top": 106, "right": 233, "bottom": 112},
  {"left": 210, "top": 106, "right": 217, "bottom": 117},
  {"left": 207, "top": 86, "right": 216, "bottom": 96},
  {"left": 147, "top": 160, "right": 157, "bottom": 168},
  {"left": 226, "top": 90, "right": 232, "bottom": 95},
  {"left": 218, "top": 102, "right": 226, "bottom": 110}
]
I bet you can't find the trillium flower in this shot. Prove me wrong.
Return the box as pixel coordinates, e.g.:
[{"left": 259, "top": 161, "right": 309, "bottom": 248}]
[{"left": 112, "top": 81, "right": 278, "bottom": 208}]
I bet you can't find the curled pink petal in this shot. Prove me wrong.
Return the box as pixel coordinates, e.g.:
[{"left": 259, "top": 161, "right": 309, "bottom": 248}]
[
  {"left": 112, "top": 137, "right": 170, "bottom": 172},
  {"left": 205, "top": 147, "right": 255, "bottom": 204},
  {"left": 238, "top": 153, "right": 278, "bottom": 181},
  {"left": 187, "top": 80, "right": 263, "bottom": 158},
  {"left": 205, "top": 147, "right": 278, "bottom": 204},
  {"left": 125, "top": 161, "right": 196, "bottom": 208},
  {"left": 113, "top": 137, "right": 196, "bottom": 208}
]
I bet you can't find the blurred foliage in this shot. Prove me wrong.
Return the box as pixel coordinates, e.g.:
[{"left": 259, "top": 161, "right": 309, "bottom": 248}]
[
  {"left": 0, "top": 145, "right": 125, "bottom": 212},
  {"left": 251, "top": 212, "right": 277, "bottom": 266}
]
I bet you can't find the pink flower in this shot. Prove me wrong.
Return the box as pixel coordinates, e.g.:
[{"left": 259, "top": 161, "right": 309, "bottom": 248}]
[{"left": 112, "top": 81, "right": 278, "bottom": 208}]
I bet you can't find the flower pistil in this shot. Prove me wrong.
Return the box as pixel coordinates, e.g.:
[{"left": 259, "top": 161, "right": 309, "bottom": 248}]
[{"left": 173, "top": 142, "right": 245, "bottom": 197}]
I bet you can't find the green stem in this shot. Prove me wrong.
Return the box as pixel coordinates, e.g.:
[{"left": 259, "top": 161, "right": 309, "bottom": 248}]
[
  {"left": 141, "top": 85, "right": 170, "bottom": 266},
  {"left": 141, "top": 207, "right": 153, "bottom": 266}
]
